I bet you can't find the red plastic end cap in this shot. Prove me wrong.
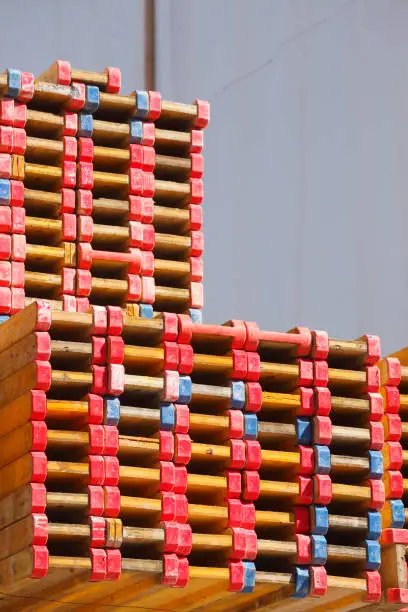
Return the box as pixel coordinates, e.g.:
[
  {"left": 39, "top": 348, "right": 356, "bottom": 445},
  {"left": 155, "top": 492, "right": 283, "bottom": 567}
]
[
  {"left": 12, "top": 127, "right": 27, "bottom": 155},
  {"left": 34, "top": 300, "right": 52, "bottom": 331},
  {"left": 32, "top": 513, "right": 48, "bottom": 546},
  {"left": 314, "top": 361, "right": 328, "bottom": 387},
  {"left": 76, "top": 189, "right": 93, "bottom": 215},
  {"left": 91, "top": 365, "right": 107, "bottom": 395},
  {"left": 294, "top": 506, "right": 310, "bottom": 534},
  {"left": 63, "top": 135, "right": 78, "bottom": 161},
  {"left": 310, "top": 566, "right": 327, "bottom": 597},
  {"left": 246, "top": 352, "right": 261, "bottom": 382},
  {"left": 299, "top": 446, "right": 314, "bottom": 475},
  {"left": 241, "top": 502, "right": 256, "bottom": 530},
  {"left": 163, "top": 370, "right": 180, "bottom": 403},
  {"left": 190, "top": 282, "right": 203, "bottom": 309},
  {"left": 107, "top": 364, "right": 125, "bottom": 395},
  {"left": 299, "top": 387, "right": 315, "bottom": 416},
  {"left": 369, "top": 422, "right": 384, "bottom": 450},
  {"left": 383, "top": 386, "right": 400, "bottom": 414},
  {"left": 11, "top": 287, "right": 25, "bottom": 314},
  {"left": 162, "top": 553, "right": 178, "bottom": 586},
  {"left": 31, "top": 421, "right": 47, "bottom": 452},
  {"left": 161, "top": 492, "right": 177, "bottom": 522},
  {"left": 77, "top": 212, "right": 93, "bottom": 241},
  {"left": 103, "top": 456, "right": 120, "bottom": 486},
  {"left": 190, "top": 153, "right": 204, "bottom": 179},
  {"left": 175, "top": 405, "right": 190, "bottom": 434},
  {"left": 384, "top": 470, "right": 403, "bottom": 500},
  {"left": 242, "top": 470, "right": 260, "bottom": 501},
  {"left": 19, "top": 72, "right": 34, "bottom": 102},
  {"left": 11, "top": 233, "right": 26, "bottom": 262},
  {"left": 226, "top": 470, "right": 242, "bottom": 499},
  {"left": 10, "top": 179, "right": 24, "bottom": 206},
  {"left": 63, "top": 112, "right": 78, "bottom": 137},
  {"left": 245, "top": 440, "right": 262, "bottom": 471},
  {"left": 190, "top": 256, "right": 203, "bottom": 283},
  {"left": 384, "top": 414, "right": 402, "bottom": 442},
  {"left": 148, "top": 91, "right": 161, "bottom": 120},
  {"left": 189, "top": 178, "right": 203, "bottom": 204},
  {"left": 381, "top": 528, "right": 408, "bottom": 545},
  {"left": 75, "top": 297, "right": 89, "bottom": 313},
  {"left": 313, "top": 475, "right": 332, "bottom": 505},
  {"left": 107, "top": 336, "right": 124, "bottom": 365},
  {"left": 243, "top": 321, "right": 259, "bottom": 352},
  {"left": 295, "top": 327, "right": 313, "bottom": 357},
  {"left": 0, "top": 287, "right": 11, "bottom": 313},
  {"left": 86, "top": 394, "right": 103, "bottom": 425},
  {"left": 163, "top": 341, "right": 179, "bottom": 371},
  {"left": 364, "top": 335, "right": 381, "bottom": 366},
  {"left": 230, "top": 439, "right": 246, "bottom": 470},
  {"left": 34, "top": 361, "right": 51, "bottom": 392},
  {"left": 299, "top": 360, "right": 314, "bottom": 387},
  {"left": 384, "top": 441, "right": 403, "bottom": 470},
  {"left": 30, "top": 483, "right": 47, "bottom": 513},
  {"left": 296, "top": 533, "right": 312, "bottom": 564},
  {"left": 161, "top": 312, "right": 178, "bottom": 342},
  {"left": 313, "top": 416, "right": 332, "bottom": 445},
  {"left": 90, "top": 548, "right": 107, "bottom": 581},
  {"left": 245, "top": 382, "right": 262, "bottom": 413},
  {"left": 312, "top": 330, "right": 329, "bottom": 360},
  {"left": 384, "top": 357, "right": 401, "bottom": 385},
  {"left": 30, "top": 451, "right": 47, "bottom": 483},
  {"left": 369, "top": 479, "right": 385, "bottom": 510},
  {"left": 106, "top": 306, "right": 123, "bottom": 336},
  {"left": 31, "top": 545, "right": 49, "bottom": 579},
  {"left": 368, "top": 393, "right": 383, "bottom": 421},
  {"left": 105, "top": 67, "right": 121, "bottom": 93},
  {"left": 106, "top": 549, "right": 121, "bottom": 581},
  {"left": 298, "top": 475, "right": 313, "bottom": 505},
  {"left": 88, "top": 485, "right": 104, "bottom": 517},
  {"left": 228, "top": 499, "right": 243, "bottom": 528},
  {"left": 77, "top": 161, "right": 94, "bottom": 190},
  {"left": 366, "top": 366, "right": 380, "bottom": 393},
  {"left": 231, "top": 349, "right": 247, "bottom": 380},
  {"left": 104, "top": 426, "right": 119, "bottom": 456},
  {"left": 387, "top": 588, "right": 408, "bottom": 604},
  {"left": 103, "top": 486, "right": 121, "bottom": 518},
  {"left": 160, "top": 461, "right": 175, "bottom": 493},
  {"left": 175, "top": 433, "right": 192, "bottom": 465},
  {"left": 232, "top": 528, "right": 257, "bottom": 561},
  {"left": 314, "top": 387, "right": 331, "bottom": 416},
  {"left": 89, "top": 456, "right": 105, "bottom": 486},
  {"left": 176, "top": 314, "right": 192, "bottom": 344},
  {"left": 229, "top": 410, "right": 244, "bottom": 439},
  {"left": 194, "top": 99, "right": 210, "bottom": 129},
  {"left": 178, "top": 344, "right": 193, "bottom": 375},
  {"left": 159, "top": 430, "right": 174, "bottom": 461},
  {"left": 189, "top": 203, "right": 203, "bottom": 231},
  {"left": 91, "top": 305, "right": 107, "bottom": 336},
  {"left": 173, "top": 465, "right": 187, "bottom": 494},
  {"left": 228, "top": 560, "right": 244, "bottom": 592},
  {"left": 365, "top": 571, "right": 381, "bottom": 602},
  {"left": 89, "top": 516, "right": 106, "bottom": 548},
  {"left": 55, "top": 60, "right": 71, "bottom": 85},
  {"left": 92, "top": 336, "right": 107, "bottom": 365},
  {"left": 76, "top": 268, "right": 91, "bottom": 297}
]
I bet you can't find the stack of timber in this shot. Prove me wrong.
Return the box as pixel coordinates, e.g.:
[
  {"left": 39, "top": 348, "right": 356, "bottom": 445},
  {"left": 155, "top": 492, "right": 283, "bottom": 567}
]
[
  {"left": 0, "top": 302, "right": 401, "bottom": 611},
  {"left": 0, "top": 62, "right": 208, "bottom": 318}
]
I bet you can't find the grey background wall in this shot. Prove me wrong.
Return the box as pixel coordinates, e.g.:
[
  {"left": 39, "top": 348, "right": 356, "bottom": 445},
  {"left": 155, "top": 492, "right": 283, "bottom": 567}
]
[
  {"left": 1, "top": 0, "right": 407, "bottom": 353},
  {"left": 156, "top": 0, "right": 408, "bottom": 355}
]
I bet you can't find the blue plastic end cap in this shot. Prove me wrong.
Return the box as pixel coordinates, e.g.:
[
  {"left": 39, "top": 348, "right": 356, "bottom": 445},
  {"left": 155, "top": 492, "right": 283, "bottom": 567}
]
[
  {"left": 6, "top": 69, "right": 21, "bottom": 98},
  {"left": 178, "top": 376, "right": 192, "bottom": 404},
  {"left": 367, "top": 511, "right": 382, "bottom": 540},
  {"left": 244, "top": 414, "right": 258, "bottom": 440},
  {"left": 230, "top": 380, "right": 246, "bottom": 410},
  {"left": 84, "top": 85, "right": 100, "bottom": 113},
  {"left": 160, "top": 403, "right": 175, "bottom": 431},
  {"left": 139, "top": 304, "right": 154, "bottom": 319},
  {"left": 368, "top": 450, "right": 383, "bottom": 479},
  {"left": 311, "top": 535, "right": 327, "bottom": 565},
  {"left": 130, "top": 119, "right": 143, "bottom": 144},
  {"left": 78, "top": 113, "right": 93, "bottom": 138},
  {"left": 240, "top": 562, "right": 256, "bottom": 593},
  {"left": 390, "top": 499, "right": 405, "bottom": 528},
  {"left": 103, "top": 396, "right": 120, "bottom": 426},
  {"left": 310, "top": 505, "right": 329, "bottom": 535},
  {"left": 314, "top": 445, "right": 331, "bottom": 475},
  {"left": 134, "top": 90, "right": 149, "bottom": 119},
  {"left": 189, "top": 308, "right": 202, "bottom": 324},
  {"left": 291, "top": 567, "right": 309, "bottom": 599},
  {"left": 296, "top": 417, "right": 312, "bottom": 446},
  {"left": 365, "top": 540, "right": 381, "bottom": 570},
  {"left": 0, "top": 179, "right": 11, "bottom": 205}
]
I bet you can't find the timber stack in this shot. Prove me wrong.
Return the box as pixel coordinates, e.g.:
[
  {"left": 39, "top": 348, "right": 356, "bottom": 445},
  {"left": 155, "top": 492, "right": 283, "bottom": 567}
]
[{"left": 0, "top": 62, "right": 407, "bottom": 612}]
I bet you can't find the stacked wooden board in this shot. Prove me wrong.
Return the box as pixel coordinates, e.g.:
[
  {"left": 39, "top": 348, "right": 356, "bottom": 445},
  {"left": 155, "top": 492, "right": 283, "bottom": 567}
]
[
  {"left": 1, "top": 61, "right": 408, "bottom": 612},
  {"left": 0, "top": 62, "right": 208, "bottom": 319}
]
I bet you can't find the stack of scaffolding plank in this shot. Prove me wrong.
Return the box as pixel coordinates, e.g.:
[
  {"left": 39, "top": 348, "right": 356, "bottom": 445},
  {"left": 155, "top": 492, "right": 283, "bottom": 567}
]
[{"left": 0, "top": 62, "right": 208, "bottom": 319}]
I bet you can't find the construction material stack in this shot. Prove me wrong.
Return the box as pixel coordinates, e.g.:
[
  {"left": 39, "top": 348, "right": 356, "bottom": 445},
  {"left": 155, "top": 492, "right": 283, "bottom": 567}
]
[{"left": 0, "top": 59, "right": 407, "bottom": 612}]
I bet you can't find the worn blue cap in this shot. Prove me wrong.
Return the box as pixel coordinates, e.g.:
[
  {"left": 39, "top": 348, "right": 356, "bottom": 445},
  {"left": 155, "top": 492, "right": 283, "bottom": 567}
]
[
  {"left": 296, "top": 417, "right": 312, "bottom": 446},
  {"left": 367, "top": 511, "right": 382, "bottom": 540},
  {"left": 244, "top": 414, "right": 258, "bottom": 440},
  {"left": 84, "top": 85, "right": 100, "bottom": 113},
  {"left": 103, "top": 396, "right": 120, "bottom": 426},
  {"left": 291, "top": 567, "right": 309, "bottom": 599},
  {"left": 240, "top": 561, "right": 256, "bottom": 593},
  {"left": 78, "top": 113, "right": 93, "bottom": 137},
  {"left": 314, "top": 445, "right": 331, "bottom": 475},
  {"left": 134, "top": 90, "right": 149, "bottom": 119},
  {"left": 139, "top": 304, "right": 154, "bottom": 319},
  {"left": 365, "top": 540, "right": 381, "bottom": 570},
  {"left": 178, "top": 376, "right": 192, "bottom": 404},
  {"left": 6, "top": 69, "right": 21, "bottom": 98},
  {"left": 230, "top": 380, "right": 246, "bottom": 410},
  {"left": 310, "top": 505, "right": 329, "bottom": 535}
]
